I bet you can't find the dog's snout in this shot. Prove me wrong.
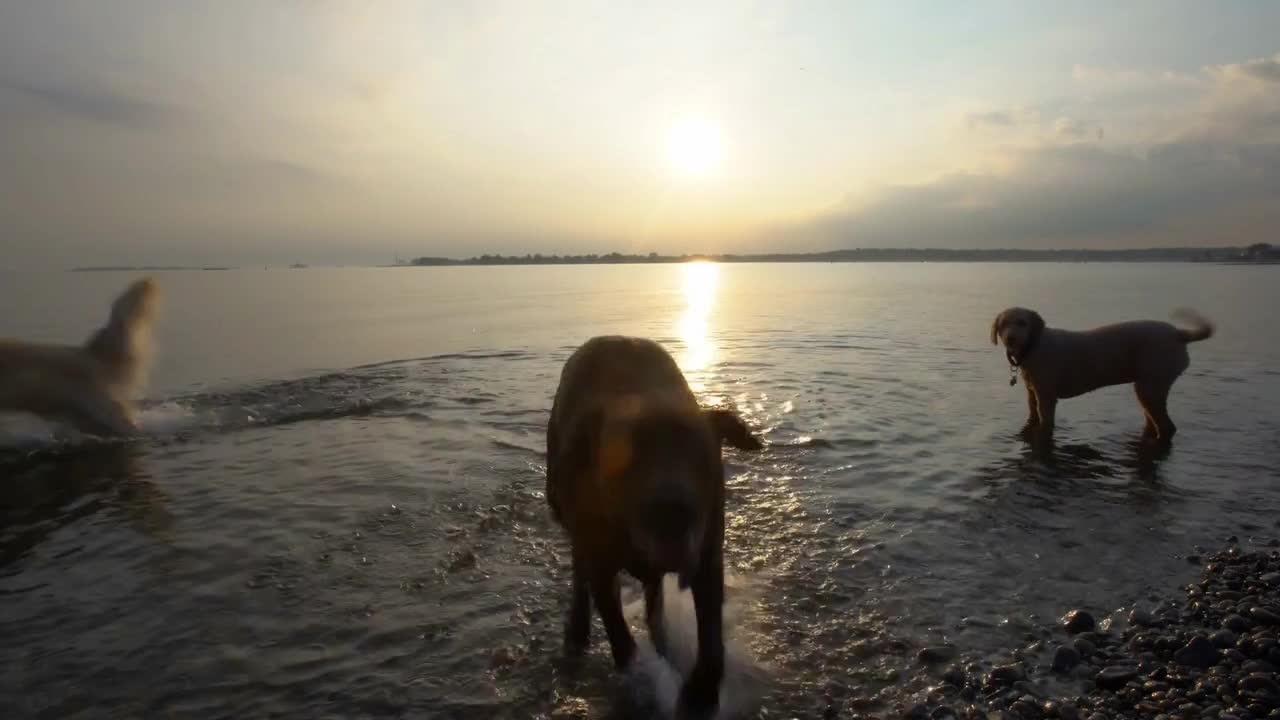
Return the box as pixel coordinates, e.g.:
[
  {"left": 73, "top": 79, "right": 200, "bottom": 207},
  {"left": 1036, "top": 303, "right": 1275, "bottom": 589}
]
[{"left": 642, "top": 496, "right": 694, "bottom": 537}]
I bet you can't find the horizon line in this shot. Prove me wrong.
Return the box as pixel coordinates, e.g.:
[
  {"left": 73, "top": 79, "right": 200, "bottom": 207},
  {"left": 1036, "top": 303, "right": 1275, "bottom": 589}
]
[{"left": 62, "top": 242, "right": 1278, "bottom": 272}]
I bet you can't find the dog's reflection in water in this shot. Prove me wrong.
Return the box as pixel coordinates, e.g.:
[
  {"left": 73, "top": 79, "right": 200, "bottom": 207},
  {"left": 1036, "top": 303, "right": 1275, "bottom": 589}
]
[
  {"left": 0, "top": 441, "right": 172, "bottom": 569},
  {"left": 1017, "top": 428, "right": 1172, "bottom": 484}
]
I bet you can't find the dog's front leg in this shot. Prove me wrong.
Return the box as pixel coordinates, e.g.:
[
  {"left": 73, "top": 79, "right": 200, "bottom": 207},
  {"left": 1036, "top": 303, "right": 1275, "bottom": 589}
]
[
  {"left": 1035, "top": 393, "right": 1058, "bottom": 443},
  {"left": 680, "top": 550, "right": 724, "bottom": 718},
  {"left": 1021, "top": 386, "right": 1041, "bottom": 435},
  {"left": 564, "top": 545, "right": 592, "bottom": 655},
  {"left": 64, "top": 389, "right": 139, "bottom": 437},
  {"left": 589, "top": 568, "right": 635, "bottom": 670},
  {"left": 643, "top": 578, "right": 668, "bottom": 659}
]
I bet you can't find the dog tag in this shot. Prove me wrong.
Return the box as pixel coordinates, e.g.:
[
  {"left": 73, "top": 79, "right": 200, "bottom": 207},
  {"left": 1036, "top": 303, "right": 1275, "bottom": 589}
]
[{"left": 1009, "top": 368, "right": 1018, "bottom": 387}]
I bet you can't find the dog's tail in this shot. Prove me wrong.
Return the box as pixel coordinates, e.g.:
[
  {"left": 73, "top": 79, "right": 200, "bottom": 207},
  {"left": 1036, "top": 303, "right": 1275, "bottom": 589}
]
[
  {"left": 1172, "top": 308, "right": 1214, "bottom": 344},
  {"left": 84, "top": 277, "right": 161, "bottom": 393}
]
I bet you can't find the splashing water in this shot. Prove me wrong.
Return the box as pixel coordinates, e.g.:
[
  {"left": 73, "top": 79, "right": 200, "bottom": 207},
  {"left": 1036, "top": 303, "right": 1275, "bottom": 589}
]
[
  {"left": 137, "top": 402, "right": 203, "bottom": 434},
  {"left": 613, "top": 574, "right": 771, "bottom": 719},
  {"left": 0, "top": 403, "right": 202, "bottom": 454}
]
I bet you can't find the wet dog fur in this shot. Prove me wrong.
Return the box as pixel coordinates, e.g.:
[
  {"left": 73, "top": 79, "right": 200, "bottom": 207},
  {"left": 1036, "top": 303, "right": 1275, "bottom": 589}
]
[
  {"left": 545, "top": 335, "right": 763, "bottom": 717},
  {"left": 0, "top": 277, "right": 160, "bottom": 437},
  {"left": 991, "top": 307, "right": 1213, "bottom": 444}
]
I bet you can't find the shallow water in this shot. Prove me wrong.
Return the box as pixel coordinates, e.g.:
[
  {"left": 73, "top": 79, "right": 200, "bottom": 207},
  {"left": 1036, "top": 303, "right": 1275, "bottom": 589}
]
[{"left": 1, "top": 263, "right": 1278, "bottom": 719}]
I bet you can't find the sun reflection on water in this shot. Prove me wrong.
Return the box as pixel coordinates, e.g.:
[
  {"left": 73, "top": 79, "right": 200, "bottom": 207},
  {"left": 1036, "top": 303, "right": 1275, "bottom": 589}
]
[{"left": 678, "top": 261, "right": 719, "bottom": 381}]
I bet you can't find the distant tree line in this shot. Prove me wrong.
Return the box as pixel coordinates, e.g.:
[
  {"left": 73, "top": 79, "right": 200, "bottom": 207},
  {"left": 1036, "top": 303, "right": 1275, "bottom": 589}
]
[
  {"left": 1242, "top": 243, "right": 1279, "bottom": 261},
  {"left": 409, "top": 251, "right": 703, "bottom": 266},
  {"left": 405, "top": 245, "right": 1280, "bottom": 267}
]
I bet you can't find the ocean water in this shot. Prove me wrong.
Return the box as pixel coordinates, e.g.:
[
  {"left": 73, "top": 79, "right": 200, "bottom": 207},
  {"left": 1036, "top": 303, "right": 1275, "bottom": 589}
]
[{"left": 1, "top": 262, "right": 1278, "bottom": 719}]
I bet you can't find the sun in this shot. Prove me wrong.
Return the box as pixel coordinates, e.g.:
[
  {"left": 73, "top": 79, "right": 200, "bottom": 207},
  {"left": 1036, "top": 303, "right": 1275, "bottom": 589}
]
[{"left": 666, "top": 117, "right": 723, "bottom": 178}]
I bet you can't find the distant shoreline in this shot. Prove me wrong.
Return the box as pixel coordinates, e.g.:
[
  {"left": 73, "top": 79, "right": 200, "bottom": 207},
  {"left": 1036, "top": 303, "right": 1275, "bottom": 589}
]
[
  {"left": 399, "top": 245, "right": 1278, "bottom": 267},
  {"left": 70, "top": 266, "right": 232, "bottom": 272},
  {"left": 65, "top": 246, "right": 1280, "bottom": 272}
]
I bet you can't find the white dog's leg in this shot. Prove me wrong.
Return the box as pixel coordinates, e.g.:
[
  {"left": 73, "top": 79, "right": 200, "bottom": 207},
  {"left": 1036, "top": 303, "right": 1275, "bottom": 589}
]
[
  {"left": 1024, "top": 387, "right": 1041, "bottom": 429},
  {"left": 61, "top": 388, "right": 138, "bottom": 437},
  {"left": 1035, "top": 394, "right": 1058, "bottom": 441}
]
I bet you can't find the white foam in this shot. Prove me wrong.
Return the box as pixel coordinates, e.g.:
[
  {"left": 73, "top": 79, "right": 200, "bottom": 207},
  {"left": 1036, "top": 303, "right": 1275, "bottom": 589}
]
[
  {"left": 616, "top": 574, "right": 770, "bottom": 719},
  {"left": 136, "top": 402, "right": 201, "bottom": 434},
  {"left": 0, "top": 401, "right": 201, "bottom": 453},
  {"left": 0, "top": 412, "right": 67, "bottom": 452}
]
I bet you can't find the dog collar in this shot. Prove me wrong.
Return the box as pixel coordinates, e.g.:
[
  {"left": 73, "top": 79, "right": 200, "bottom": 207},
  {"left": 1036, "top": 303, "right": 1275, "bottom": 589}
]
[{"left": 1005, "top": 324, "right": 1042, "bottom": 385}]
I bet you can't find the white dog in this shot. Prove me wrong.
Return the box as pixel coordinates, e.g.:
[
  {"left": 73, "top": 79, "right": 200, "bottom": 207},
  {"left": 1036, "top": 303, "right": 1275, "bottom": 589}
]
[{"left": 0, "top": 277, "right": 160, "bottom": 437}]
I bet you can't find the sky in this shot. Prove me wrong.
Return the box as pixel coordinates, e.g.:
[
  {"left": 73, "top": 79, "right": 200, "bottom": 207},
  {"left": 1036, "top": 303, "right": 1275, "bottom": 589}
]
[{"left": 1, "top": 0, "right": 1278, "bottom": 268}]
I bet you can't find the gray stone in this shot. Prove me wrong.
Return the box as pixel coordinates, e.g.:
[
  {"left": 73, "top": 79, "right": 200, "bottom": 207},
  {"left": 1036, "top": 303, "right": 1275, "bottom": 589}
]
[
  {"left": 1095, "top": 666, "right": 1139, "bottom": 690},
  {"left": 1011, "top": 700, "right": 1039, "bottom": 718},
  {"left": 1224, "top": 615, "right": 1252, "bottom": 633},
  {"left": 1212, "top": 629, "right": 1239, "bottom": 649},
  {"left": 1238, "top": 673, "right": 1280, "bottom": 696},
  {"left": 1174, "top": 636, "right": 1218, "bottom": 669},
  {"left": 1249, "top": 606, "right": 1280, "bottom": 626}
]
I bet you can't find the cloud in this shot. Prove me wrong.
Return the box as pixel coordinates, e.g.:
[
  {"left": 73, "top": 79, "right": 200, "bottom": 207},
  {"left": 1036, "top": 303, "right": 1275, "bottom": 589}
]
[
  {"left": 780, "top": 52, "right": 1280, "bottom": 250},
  {"left": 963, "top": 106, "right": 1097, "bottom": 144},
  {"left": 966, "top": 110, "right": 1016, "bottom": 129},
  {"left": 1052, "top": 117, "right": 1091, "bottom": 140},
  {"left": 0, "top": 79, "right": 178, "bottom": 129},
  {"left": 1212, "top": 53, "right": 1280, "bottom": 84},
  {"left": 795, "top": 141, "right": 1279, "bottom": 248},
  {"left": 964, "top": 107, "right": 1042, "bottom": 132}
]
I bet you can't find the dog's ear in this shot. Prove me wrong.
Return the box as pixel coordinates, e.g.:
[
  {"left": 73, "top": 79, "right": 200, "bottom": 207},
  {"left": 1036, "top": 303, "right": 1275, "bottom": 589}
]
[
  {"left": 557, "top": 408, "right": 601, "bottom": 477},
  {"left": 704, "top": 409, "right": 764, "bottom": 451},
  {"left": 1028, "top": 310, "right": 1046, "bottom": 336},
  {"left": 990, "top": 310, "right": 1006, "bottom": 345}
]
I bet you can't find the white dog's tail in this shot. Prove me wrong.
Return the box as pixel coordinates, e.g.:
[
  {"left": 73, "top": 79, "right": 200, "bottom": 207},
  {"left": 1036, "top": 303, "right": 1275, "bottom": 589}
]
[
  {"left": 1172, "top": 308, "right": 1214, "bottom": 344},
  {"left": 84, "top": 277, "right": 161, "bottom": 393}
]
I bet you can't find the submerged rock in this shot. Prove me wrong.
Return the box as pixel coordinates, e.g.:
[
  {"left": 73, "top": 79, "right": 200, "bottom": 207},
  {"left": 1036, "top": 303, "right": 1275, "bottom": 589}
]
[
  {"left": 1052, "top": 646, "right": 1082, "bottom": 674},
  {"left": 1128, "top": 608, "right": 1157, "bottom": 628},
  {"left": 918, "top": 645, "right": 959, "bottom": 665},
  {"left": 1072, "top": 637, "right": 1098, "bottom": 658},
  {"left": 989, "top": 664, "right": 1026, "bottom": 686},
  {"left": 1063, "top": 610, "right": 1097, "bottom": 635}
]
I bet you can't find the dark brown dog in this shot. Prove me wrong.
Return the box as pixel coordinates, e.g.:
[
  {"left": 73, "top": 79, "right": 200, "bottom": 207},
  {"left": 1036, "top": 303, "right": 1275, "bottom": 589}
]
[
  {"left": 991, "top": 307, "right": 1214, "bottom": 443},
  {"left": 546, "top": 335, "right": 763, "bottom": 717}
]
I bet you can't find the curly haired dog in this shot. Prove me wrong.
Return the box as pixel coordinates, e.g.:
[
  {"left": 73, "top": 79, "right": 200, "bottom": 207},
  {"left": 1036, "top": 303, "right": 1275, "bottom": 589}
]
[{"left": 991, "top": 307, "right": 1213, "bottom": 443}]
